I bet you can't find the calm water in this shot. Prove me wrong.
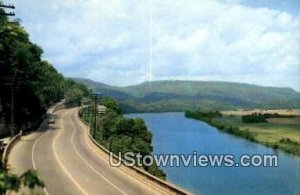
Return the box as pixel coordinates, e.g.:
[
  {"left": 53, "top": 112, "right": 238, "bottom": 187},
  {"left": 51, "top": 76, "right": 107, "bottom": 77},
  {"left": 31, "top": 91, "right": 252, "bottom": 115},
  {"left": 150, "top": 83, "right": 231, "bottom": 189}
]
[{"left": 126, "top": 113, "right": 300, "bottom": 195}]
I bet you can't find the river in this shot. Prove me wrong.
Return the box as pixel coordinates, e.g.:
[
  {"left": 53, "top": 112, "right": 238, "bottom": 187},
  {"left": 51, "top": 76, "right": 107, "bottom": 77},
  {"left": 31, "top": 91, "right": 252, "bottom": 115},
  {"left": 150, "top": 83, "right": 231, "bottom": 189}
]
[{"left": 126, "top": 112, "right": 300, "bottom": 195}]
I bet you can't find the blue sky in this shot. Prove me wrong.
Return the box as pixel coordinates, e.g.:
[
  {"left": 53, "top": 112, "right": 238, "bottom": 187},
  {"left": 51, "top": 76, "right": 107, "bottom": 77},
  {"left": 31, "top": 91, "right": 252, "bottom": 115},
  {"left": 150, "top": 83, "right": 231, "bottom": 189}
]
[{"left": 8, "top": 0, "right": 300, "bottom": 90}]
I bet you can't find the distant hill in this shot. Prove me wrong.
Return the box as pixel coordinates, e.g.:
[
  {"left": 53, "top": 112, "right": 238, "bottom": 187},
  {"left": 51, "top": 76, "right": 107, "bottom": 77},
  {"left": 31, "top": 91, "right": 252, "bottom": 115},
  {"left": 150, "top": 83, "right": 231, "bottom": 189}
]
[{"left": 73, "top": 78, "right": 300, "bottom": 113}]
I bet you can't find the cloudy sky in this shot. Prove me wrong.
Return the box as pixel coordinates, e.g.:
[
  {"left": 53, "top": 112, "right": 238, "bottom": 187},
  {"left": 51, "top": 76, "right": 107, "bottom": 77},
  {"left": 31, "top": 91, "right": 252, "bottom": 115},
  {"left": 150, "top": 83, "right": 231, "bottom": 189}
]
[{"left": 8, "top": 0, "right": 300, "bottom": 90}]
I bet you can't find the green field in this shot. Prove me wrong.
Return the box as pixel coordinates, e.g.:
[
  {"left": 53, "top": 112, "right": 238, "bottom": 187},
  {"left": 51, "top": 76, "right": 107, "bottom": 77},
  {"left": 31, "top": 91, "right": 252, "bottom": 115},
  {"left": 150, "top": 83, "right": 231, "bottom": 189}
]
[
  {"left": 186, "top": 110, "right": 300, "bottom": 156},
  {"left": 215, "top": 115, "right": 300, "bottom": 155}
]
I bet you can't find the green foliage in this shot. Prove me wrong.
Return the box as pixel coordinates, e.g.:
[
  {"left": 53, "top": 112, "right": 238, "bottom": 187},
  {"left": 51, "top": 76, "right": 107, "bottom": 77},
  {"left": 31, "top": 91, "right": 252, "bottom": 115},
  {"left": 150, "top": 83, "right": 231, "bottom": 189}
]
[
  {"left": 185, "top": 111, "right": 300, "bottom": 155},
  {"left": 79, "top": 100, "right": 166, "bottom": 180},
  {"left": 64, "top": 79, "right": 92, "bottom": 107},
  {"left": 0, "top": 15, "right": 91, "bottom": 130},
  {"left": 74, "top": 78, "right": 300, "bottom": 113},
  {"left": 185, "top": 110, "right": 257, "bottom": 142},
  {"left": 278, "top": 138, "right": 300, "bottom": 155},
  {"left": 241, "top": 113, "right": 298, "bottom": 123},
  {"left": 20, "top": 170, "right": 44, "bottom": 189},
  {"left": 65, "top": 87, "right": 84, "bottom": 106},
  {"left": 101, "top": 97, "right": 121, "bottom": 114},
  {"left": 0, "top": 13, "right": 89, "bottom": 193},
  {"left": 185, "top": 110, "right": 222, "bottom": 120},
  {"left": 242, "top": 113, "right": 267, "bottom": 123},
  {"left": 277, "top": 140, "right": 300, "bottom": 155},
  {"left": 80, "top": 97, "right": 90, "bottom": 105},
  {"left": 0, "top": 162, "right": 44, "bottom": 194},
  {"left": 0, "top": 18, "right": 65, "bottom": 128}
]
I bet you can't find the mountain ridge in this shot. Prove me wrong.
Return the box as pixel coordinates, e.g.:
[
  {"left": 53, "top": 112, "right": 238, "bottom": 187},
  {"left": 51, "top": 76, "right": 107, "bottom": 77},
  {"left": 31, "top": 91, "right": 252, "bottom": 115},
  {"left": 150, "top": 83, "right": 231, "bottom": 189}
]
[
  {"left": 73, "top": 78, "right": 298, "bottom": 91},
  {"left": 73, "top": 78, "right": 300, "bottom": 113}
]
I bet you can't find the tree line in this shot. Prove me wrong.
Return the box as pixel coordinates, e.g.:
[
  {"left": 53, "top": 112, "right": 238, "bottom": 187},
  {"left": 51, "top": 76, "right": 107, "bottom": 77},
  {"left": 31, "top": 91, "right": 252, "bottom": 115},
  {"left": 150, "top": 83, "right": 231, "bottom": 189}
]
[
  {"left": 0, "top": 12, "right": 90, "bottom": 133},
  {"left": 79, "top": 97, "right": 166, "bottom": 180},
  {"left": 185, "top": 110, "right": 300, "bottom": 155},
  {"left": 242, "top": 113, "right": 299, "bottom": 123},
  {"left": 0, "top": 10, "right": 91, "bottom": 192},
  {"left": 185, "top": 110, "right": 256, "bottom": 142}
]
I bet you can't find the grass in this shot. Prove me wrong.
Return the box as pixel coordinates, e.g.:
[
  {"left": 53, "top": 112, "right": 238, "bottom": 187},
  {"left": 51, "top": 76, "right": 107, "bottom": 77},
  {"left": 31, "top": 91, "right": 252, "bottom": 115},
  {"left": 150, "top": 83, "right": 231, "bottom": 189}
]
[
  {"left": 186, "top": 111, "right": 300, "bottom": 155},
  {"left": 267, "top": 117, "right": 300, "bottom": 125},
  {"left": 242, "top": 124, "right": 299, "bottom": 143},
  {"left": 214, "top": 115, "right": 300, "bottom": 155}
]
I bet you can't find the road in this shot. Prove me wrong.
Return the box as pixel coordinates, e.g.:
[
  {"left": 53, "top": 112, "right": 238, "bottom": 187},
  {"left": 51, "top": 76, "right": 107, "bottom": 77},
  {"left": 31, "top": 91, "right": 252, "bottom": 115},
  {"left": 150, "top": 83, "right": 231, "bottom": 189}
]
[{"left": 8, "top": 108, "right": 174, "bottom": 195}]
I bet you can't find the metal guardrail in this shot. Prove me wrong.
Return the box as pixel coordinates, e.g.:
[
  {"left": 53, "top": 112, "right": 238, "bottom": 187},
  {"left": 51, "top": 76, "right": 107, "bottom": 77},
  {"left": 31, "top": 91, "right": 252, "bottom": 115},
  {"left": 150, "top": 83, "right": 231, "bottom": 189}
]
[
  {"left": 78, "top": 110, "right": 191, "bottom": 195},
  {"left": 1, "top": 101, "right": 63, "bottom": 165},
  {"left": 1, "top": 132, "right": 21, "bottom": 164},
  {"left": 1, "top": 104, "right": 191, "bottom": 194},
  {"left": 52, "top": 101, "right": 65, "bottom": 113}
]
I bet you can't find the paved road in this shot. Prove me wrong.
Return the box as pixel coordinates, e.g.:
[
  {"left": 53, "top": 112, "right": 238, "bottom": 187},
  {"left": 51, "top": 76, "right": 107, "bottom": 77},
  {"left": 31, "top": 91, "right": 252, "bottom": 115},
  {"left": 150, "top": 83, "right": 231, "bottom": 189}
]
[{"left": 8, "top": 108, "right": 172, "bottom": 195}]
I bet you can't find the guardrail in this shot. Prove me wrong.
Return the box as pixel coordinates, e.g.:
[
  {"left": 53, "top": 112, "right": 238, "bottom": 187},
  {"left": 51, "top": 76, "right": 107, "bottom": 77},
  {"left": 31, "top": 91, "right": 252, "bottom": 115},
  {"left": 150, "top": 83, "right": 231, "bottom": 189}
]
[
  {"left": 1, "top": 101, "right": 64, "bottom": 165},
  {"left": 1, "top": 132, "right": 21, "bottom": 164},
  {"left": 78, "top": 111, "right": 191, "bottom": 195},
  {"left": 52, "top": 101, "right": 65, "bottom": 113}
]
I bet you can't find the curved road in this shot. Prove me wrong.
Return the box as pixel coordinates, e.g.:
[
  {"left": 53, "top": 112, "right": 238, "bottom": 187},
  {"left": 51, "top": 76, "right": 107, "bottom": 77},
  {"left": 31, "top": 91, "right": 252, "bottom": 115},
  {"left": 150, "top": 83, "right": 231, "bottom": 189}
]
[{"left": 8, "top": 108, "right": 173, "bottom": 195}]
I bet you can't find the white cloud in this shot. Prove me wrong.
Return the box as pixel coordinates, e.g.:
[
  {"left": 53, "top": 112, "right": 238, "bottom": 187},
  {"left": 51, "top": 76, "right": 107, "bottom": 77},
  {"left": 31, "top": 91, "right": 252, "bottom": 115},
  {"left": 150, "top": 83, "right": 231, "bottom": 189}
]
[{"left": 11, "top": 0, "right": 300, "bottom": 90}]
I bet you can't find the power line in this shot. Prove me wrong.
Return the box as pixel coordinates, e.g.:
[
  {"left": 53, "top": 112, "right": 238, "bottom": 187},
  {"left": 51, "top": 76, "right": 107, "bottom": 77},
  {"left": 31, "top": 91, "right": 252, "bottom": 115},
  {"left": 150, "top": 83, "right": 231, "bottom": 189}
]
[
  {"left": 0, "top": 1, "right": 15, "bottom": 16},
  {"left": 0, "top": 2, "right": 15, "bottom": 9},
  {"left": 0, "top": 1, "right": 16, "bottom": 138}
]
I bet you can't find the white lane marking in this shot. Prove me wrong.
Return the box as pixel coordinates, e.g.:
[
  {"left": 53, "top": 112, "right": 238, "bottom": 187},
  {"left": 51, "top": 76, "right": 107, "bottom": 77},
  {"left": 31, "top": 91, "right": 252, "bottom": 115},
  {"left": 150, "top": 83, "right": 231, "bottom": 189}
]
[
  {"left": 52, "top": 110, "right": 89, "bottom": 195},
  {"left": 72, "top": 112, "right": 166, "bottom": 195},
  {"left": 68, "top": 112, "right": 128, "bottom": 195},
  {"left": 32, "top": 125, "right": 50, "bottom": 195}
]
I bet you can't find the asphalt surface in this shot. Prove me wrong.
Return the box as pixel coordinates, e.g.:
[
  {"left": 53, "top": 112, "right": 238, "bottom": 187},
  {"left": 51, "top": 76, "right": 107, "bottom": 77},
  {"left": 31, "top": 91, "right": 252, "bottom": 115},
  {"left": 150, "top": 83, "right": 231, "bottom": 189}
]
[{"left": 8, "top": 108, "right": 170, "bottom": 195}]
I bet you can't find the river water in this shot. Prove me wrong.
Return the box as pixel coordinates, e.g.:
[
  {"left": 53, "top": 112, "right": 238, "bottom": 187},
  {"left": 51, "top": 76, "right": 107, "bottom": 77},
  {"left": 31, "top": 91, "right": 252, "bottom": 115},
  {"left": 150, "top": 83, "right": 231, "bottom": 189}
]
[{"left": 126, "top": 112, "right": 299, "bottom": 195}]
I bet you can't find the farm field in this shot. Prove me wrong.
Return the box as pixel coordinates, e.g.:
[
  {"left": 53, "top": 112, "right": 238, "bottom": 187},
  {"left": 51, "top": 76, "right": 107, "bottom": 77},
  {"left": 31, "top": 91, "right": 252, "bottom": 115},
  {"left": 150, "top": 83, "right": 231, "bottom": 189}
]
[
  {"left": 221, "top": 109, "right": 300, "bottom": 116},
  {"left": 214, "top": 113, "right": 300, "bottom": 155}
]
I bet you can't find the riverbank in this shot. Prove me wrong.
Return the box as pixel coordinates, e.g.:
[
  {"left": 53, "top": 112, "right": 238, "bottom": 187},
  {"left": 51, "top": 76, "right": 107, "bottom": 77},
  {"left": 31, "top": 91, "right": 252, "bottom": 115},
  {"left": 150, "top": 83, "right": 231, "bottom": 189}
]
[
  {"left": 185, "top": 111, "right": 300, "bottom": 156},
  {"left": 127, "top": 112, "right": 300, "bottom": 195}
]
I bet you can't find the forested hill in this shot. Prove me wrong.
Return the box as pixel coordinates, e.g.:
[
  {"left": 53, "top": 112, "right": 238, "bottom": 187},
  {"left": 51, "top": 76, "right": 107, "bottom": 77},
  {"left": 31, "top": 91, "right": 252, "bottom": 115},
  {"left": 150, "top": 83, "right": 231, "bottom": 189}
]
[{"left": 74, "top": 78, "right": 300, "bottom": 113}]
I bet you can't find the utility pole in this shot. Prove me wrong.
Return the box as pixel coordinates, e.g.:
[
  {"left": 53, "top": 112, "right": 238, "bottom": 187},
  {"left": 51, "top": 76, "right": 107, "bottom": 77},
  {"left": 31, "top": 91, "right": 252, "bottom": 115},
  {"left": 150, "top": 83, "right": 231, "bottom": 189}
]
[
  {"left": 1, "top": 2, "right": 16, "bottom": 138},
  {"left": 92, "top": 93, "right": 102, "bottom": 139},
  {"left": 4, "top": 77, "right": 22, "bottom": 137},
  {"left": 0, "top": 1, "right": 15, "bottom": 16},
  {"left": 10, "top": 85, "right": 14, "bottom": 137}
]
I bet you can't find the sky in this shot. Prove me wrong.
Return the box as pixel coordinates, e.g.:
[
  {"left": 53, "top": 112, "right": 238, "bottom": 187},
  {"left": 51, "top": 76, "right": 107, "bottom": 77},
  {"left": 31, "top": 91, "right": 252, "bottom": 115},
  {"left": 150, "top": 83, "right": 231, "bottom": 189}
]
[{"left": 6, "top": 0, "right": 300, "bottom": 91}]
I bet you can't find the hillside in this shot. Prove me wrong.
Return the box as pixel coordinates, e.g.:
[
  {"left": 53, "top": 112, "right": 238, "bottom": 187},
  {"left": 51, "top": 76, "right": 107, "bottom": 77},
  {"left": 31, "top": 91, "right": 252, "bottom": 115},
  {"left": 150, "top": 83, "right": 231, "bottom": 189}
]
[{"left": 73, "top": 78, "right": 300, "bottom": 113}]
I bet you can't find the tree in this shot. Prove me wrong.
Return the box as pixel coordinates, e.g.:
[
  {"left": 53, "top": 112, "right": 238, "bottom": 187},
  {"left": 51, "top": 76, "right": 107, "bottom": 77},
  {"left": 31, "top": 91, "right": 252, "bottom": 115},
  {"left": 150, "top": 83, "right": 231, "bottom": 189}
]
[
  {"left": 0, "top": 15, "right": 68, "bottom": 129},
  {"left": 0, "top": 162, "right": 44, "bottom": 194},
  {"left": 79, "top": 97, "right": 166, "bottom": 180},
  {"left": 64, "top": 79, "right": 92, "bottom": 107},
  {"left": 101, "top": 97, "right": 121, "bottom": 114},
  {"left": 0, "top": 8, "right": 91, "bottom": 193}
]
